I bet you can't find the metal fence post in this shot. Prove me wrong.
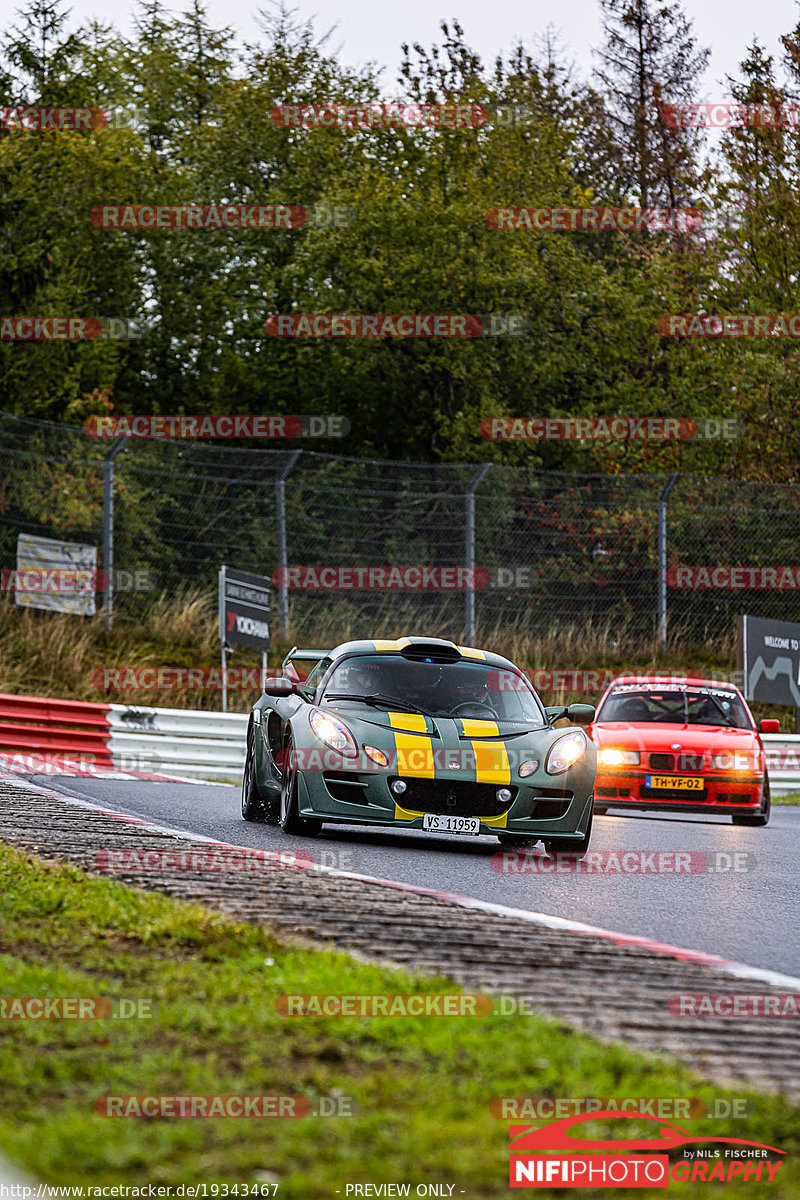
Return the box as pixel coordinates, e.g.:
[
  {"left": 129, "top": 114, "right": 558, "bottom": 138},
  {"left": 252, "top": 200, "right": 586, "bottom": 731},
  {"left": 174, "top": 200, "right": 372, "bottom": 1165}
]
[
  {"left": 658, "top": 473, "right": 679, "bottom": 653},
  {"left": 276, "top": 450, "right": 302, "bottom": 638},
  {"left": 465, "top": 464, "right": 492, "bottom": 644},
  {"left": 102, "top": 440, "right": 128, "bottom": 631}
]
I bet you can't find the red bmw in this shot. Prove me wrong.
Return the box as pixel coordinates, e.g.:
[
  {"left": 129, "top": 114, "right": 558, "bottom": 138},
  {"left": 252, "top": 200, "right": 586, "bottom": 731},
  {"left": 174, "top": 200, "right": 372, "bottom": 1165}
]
[{"left": 589, "top": 676, "right": 776, "bottom": 825}]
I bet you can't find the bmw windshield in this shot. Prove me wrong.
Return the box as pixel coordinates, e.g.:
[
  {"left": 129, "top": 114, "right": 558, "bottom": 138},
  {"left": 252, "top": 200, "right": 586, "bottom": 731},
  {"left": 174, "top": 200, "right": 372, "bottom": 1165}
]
[
  {"left": 319, "top": 654, "right": 547, "bottom": 724},
  {"left": 598, "top": 684, "right": 752, "bottom": 729}
]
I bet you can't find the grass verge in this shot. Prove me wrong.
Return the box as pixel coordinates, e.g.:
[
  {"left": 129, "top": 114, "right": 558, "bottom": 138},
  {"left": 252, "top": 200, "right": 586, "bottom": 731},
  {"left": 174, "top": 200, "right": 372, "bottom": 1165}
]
[{"left": 0, "top": 844, "right": 798, "bottom": 1196}]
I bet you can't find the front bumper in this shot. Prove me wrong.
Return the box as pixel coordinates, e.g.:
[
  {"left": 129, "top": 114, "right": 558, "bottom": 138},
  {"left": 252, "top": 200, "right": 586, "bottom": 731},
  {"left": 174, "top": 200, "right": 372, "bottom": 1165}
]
[
  {"left": 295, "top": 767, "right": 594, "bottom": 840},
  {"left": 595, "top": 769, "right": 765, "bottom": 814}
]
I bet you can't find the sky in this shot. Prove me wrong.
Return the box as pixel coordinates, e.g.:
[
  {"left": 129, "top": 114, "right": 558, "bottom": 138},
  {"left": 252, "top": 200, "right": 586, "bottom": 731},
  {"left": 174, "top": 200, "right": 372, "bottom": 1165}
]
[{"left": 51, "top": 0, "right": 800, "bottom": 94}]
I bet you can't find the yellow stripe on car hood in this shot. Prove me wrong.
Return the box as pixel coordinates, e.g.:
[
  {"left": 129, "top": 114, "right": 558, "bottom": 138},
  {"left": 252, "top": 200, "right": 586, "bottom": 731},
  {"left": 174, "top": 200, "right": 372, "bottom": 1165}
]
[
  {"left": 388, "top": 712, "right": 428, "bottom": 733},
  {"left": 459, "top": 718, "right": 499, "bottom": 738},
  {"left": 471, "top": 740, "right": 511, "bottom": 784},
  {"left": 393, "top": 730, "right": 436, "bottom": 777}
]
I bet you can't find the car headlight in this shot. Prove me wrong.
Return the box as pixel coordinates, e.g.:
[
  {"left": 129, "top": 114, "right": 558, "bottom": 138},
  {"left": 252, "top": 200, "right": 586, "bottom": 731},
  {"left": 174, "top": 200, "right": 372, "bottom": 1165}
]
[
  {"left": 363, "top": 744, "right": 389, "bottom": 767},
  {"left": 712, "top": 751, "right": 756, "bottom": 771},
  {"left": 519, "top": 758, "right": 539, "bottom": 778},
  {"left": 309, "top": 708, "right": 358, "bottom": 758},
  {"left": 597, "top": 748, "right": 640, "bottom": 766},
  {"left": 546, "top": 732, "right": 587, "bottom": 774}
]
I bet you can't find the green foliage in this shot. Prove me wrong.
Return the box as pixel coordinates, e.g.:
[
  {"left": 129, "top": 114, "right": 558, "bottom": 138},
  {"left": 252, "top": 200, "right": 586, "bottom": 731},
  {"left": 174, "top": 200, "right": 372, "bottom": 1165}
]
[{"left": 0, "top": 0, "right": 798, "bottom": 477}]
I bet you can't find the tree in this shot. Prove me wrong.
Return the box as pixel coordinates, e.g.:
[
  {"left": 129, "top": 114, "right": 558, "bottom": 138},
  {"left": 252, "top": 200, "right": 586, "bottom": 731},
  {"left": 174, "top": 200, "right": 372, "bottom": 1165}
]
[{"left": 594, "top": 0, "right": 708, "bottom": 208}]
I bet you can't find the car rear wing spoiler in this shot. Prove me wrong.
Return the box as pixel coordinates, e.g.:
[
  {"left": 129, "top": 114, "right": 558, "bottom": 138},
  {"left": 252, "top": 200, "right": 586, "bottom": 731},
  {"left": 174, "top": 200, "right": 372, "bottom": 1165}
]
[{"left": 281, "top": 646, "right": 329, "bottom": 682}]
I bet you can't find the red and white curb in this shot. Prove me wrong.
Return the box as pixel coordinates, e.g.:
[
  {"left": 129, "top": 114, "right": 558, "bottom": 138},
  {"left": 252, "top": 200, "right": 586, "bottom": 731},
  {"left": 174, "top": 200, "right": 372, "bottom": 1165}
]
[{"left": 4, "top": 771, "right": 800, "bottom": 994}]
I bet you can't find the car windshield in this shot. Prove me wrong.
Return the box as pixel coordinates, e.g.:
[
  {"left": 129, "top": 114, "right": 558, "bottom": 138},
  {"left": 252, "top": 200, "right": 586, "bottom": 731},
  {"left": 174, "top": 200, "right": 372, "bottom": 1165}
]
[
  {"left": 598, "top": 685, "right": 752, "bottom": 729},
  {"left": 319, "top": 654, "right": 546, "bottom": 724}
]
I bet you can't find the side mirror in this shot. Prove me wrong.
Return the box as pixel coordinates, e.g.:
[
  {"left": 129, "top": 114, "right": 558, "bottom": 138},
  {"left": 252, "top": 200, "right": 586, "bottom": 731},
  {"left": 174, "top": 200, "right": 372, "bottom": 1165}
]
[
  {"left": 263, "top": 678, "right": 296, "bottom": 697},
  {"left": 545, "top": 705, "right": 567, "bottom": 724},
  {"left": 567, "top": 703, "right": 595, "bottom": 726},
  {"left": 760, "top": 718, "right": 780, "bottom": 734}
]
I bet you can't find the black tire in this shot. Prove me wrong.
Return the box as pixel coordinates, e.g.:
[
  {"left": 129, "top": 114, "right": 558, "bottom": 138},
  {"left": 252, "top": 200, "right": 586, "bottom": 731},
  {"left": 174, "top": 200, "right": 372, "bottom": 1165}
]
[
  {"left": 732, "top": 777, "right": 771, "bottom": 827},
  {"left": 279, "top": 734, "right": 322, "bottom": 836},
  {"left": 241, "top": 729, "right": 277, "bottom": 823},
  {"left": 542, "top": 803, "right": 594, "bottom": 859}
]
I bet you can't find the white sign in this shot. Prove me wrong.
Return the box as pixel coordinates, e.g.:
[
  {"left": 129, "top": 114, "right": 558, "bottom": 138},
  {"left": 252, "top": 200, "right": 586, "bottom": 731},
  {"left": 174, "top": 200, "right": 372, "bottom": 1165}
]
[{"left": 14, "top": 534, "right": 97, "bottom": 615}]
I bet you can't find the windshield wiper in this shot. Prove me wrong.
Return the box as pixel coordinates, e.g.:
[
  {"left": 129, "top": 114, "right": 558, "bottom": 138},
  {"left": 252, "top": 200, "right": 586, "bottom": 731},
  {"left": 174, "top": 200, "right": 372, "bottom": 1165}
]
[{"left": 322, "top": 693, "right": 433, "bottom": 717}]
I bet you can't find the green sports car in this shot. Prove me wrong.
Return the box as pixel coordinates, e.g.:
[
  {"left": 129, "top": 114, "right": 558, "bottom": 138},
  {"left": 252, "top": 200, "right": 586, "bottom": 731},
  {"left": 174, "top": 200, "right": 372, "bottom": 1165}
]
[{"left": 241, "top": 637, "right": 596, "bottom": 851}]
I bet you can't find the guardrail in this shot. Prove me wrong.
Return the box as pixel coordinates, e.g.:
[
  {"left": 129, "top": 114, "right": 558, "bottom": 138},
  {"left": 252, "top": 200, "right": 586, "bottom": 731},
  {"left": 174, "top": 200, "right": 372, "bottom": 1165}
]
[
  {"left": 107, "top": 705, "right": 247, "bottom": 780},
  {"left": 0, "top": 692, "right": 798, "bottom": 793},
  {"left": 0, "top": 693, "right": 247, "bottom": 782}
]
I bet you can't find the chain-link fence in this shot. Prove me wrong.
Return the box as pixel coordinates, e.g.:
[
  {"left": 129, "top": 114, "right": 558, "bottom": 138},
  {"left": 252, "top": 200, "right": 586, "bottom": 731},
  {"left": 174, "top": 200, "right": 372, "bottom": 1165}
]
[{"left": 2, "top": 410, "right": 800, "bottom": 647}]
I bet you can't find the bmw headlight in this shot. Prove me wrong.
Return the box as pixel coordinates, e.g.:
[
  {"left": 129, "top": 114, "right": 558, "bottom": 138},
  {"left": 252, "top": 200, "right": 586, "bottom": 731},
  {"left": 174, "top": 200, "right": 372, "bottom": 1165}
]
[
  {"left": 309, "top": 708, "right": 358, "bottom": 758},
  {"left": 712, "top": 751, "right": 756, "bottom": 771},
  {"left": 546, "top": 732, "right": 587, "bottom": 774},
  {"left": 597, "top": 748, "right": 640, "bottom": 766}
]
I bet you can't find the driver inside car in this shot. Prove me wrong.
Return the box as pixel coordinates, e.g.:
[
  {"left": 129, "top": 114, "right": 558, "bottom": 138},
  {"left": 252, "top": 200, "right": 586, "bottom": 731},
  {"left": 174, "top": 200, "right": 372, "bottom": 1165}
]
[{"left": 431, "top": 672, "right": 496, "bottom": 718}]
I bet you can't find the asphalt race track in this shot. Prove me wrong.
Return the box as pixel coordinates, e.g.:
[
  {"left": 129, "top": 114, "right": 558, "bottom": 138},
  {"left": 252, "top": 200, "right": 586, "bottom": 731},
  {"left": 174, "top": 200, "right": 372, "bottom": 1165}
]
[{"left": 27, "top": 773, "right": 799, "bottom": 979}]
